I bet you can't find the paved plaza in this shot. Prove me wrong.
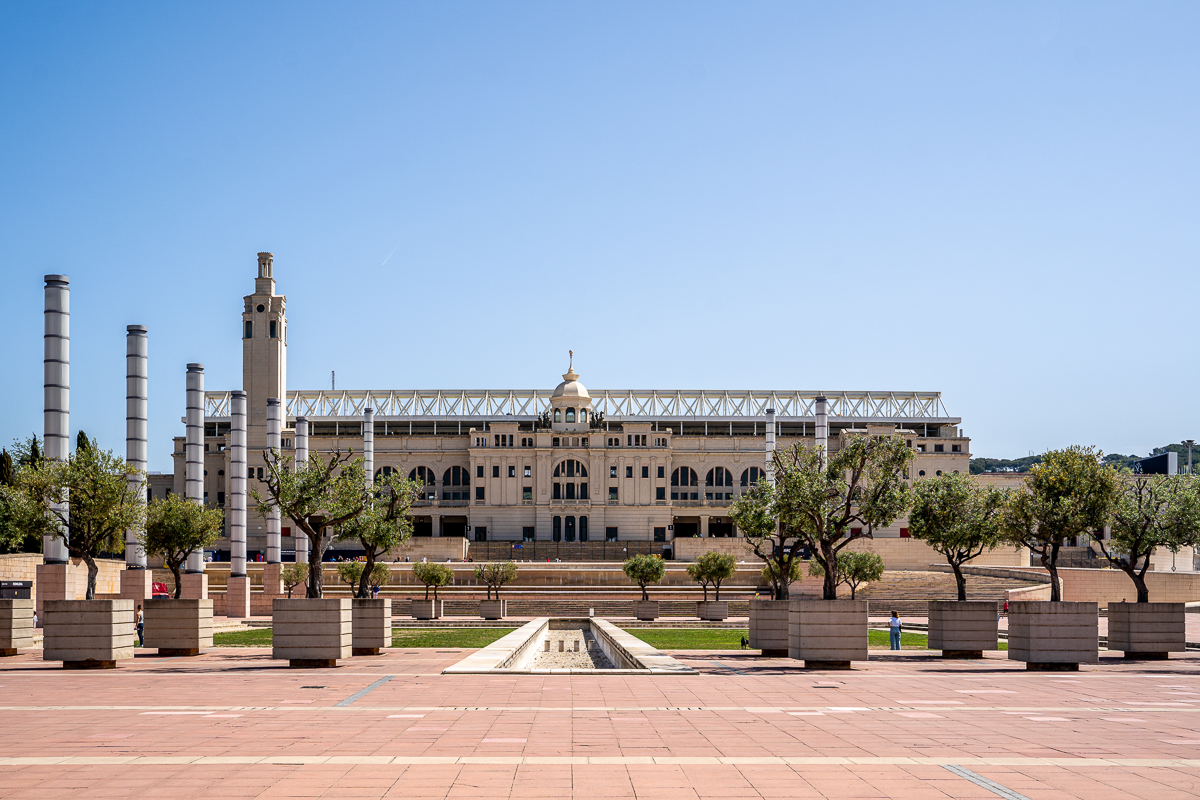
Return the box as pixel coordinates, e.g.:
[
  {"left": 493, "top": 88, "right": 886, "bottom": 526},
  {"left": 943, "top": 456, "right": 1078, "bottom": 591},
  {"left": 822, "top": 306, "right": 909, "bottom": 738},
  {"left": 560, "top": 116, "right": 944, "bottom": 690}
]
[{"left": 1, "top": 647, "right": 1199, "bottom": 799}]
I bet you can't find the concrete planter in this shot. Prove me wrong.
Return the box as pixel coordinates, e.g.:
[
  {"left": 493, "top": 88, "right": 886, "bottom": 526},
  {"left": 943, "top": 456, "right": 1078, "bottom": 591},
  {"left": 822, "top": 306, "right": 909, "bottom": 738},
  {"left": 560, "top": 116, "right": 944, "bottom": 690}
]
[
  {"left": 479, "top": 599, "right": 507, "bottom": 620},
  {"left": 1107, "top": 602, "right": 1185, "bottom": 659},
  {"left": 749, "top": 599, "right": 789, "bottom": 656},
  {"left": 43, "top": 599, "right": 135, "bottom": 669},
  {"left": 411, "top": 599, "right": 443, "bottom": 620},
  {"left": 696, "top": 601, "right": 729, "bottom": 621},
  {"left": 272, "top": 598, "right": 351, "bottom": 668},
  {"left": 633, "top": 600, "right": 660, "bottom": 621},
  {"left": 927, "top": 600, "right": 999, "bottom": 658},
  {"left": 352, "top": 599, "right": 392, "bottom": 656},
  {"left": 788, "top": 599, "right": 868, "bottom": 669},
  {"left": 0, "top": 599, "right": 35, "bottom": 656},
  {"left": 1007, "top": 601, "right": 1098, "bottom": 670},
  {"left": 143, "top": 599, "right": 213, "bottom": 656}
]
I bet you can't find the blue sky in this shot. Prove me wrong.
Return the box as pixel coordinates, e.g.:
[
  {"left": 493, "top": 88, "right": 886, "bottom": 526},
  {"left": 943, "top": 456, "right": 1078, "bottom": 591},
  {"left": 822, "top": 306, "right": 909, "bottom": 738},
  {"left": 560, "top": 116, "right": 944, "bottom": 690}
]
[{"left": 1, "top": 2, "right": 1197, "bottom": 472}]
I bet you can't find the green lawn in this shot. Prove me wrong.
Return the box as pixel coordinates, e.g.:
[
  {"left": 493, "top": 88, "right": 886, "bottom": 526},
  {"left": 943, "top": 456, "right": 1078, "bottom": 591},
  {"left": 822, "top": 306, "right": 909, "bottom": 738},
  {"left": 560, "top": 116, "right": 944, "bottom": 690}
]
[
  {"left": 391, "top": 628, "right": 516, "bottom": 649},
  {"left": 212, "top": 627, "right": 516, "bottom": 649},
  {"left": 212, "top": 625, "right": 1007, "bottom": 652},
  {"left": 213, "top": 628, "right": 273, "bottom": 647}
]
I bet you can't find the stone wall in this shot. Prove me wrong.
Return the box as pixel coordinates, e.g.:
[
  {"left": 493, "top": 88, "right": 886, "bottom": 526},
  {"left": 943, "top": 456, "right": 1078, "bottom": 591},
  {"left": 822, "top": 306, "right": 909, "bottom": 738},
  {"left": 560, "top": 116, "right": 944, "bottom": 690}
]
[
  {"left": 841, "top": 538, "right": 1026, "bottom": 570},
  {"left": 984, "top": 566, "right": 1200, "bottom": 608},
  {"left": 0, "top": 555, "right": 126, "bottom": 605}
]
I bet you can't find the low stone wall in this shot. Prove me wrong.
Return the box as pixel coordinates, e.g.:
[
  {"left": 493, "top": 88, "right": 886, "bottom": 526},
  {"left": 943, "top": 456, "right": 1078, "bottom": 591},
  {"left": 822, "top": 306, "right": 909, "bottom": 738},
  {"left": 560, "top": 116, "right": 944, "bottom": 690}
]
[
  {"left": 841, "top": 538, "right": 1026, "bottom": 570},
  {"left": 0, "top": 555, "right": 126, "bottom": 607},
  {"left": 989, "top": 567, "right": 1200, "bottom": 608}
]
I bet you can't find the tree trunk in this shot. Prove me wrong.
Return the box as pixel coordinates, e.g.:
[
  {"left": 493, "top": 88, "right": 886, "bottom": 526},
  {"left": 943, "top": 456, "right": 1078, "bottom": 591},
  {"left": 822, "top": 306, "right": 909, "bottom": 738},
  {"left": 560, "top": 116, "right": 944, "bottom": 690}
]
[
  {"left": 702, "top": 583, "right": 708, "bottom": 602},
  {"left": 641, "top": 585, "right": 648, "bottom": 602},
  {"left": 357, "top": 546, "right": 376, "bottom": 599},
  {"left": 84, "top": 555, "right": 98, "bottom": 601},
  {"left": 819, "top": 543, "right": 838, "bottom": 600},
  {"left": 1129, "top": 568, "right": 1150, "bottom": 603},
  {"left": 307, "top": 532, "right": 323, "bottom": 598},
  {"left": 715, "top": 582, "right": 721, "bottom": 602},
  {"left": 950, "top": 561, "right": 967, "bottom": 602},
  {"left": 170, "top": 562, "right": 183, "bottom": 600}
]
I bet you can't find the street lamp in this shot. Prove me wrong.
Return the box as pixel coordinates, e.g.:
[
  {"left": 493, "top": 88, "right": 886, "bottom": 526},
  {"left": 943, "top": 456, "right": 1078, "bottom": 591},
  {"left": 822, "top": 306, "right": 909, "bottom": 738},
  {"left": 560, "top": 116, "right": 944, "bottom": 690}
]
[{"left": 1183, "top": 440, "right": 1196, "bottom": 475}]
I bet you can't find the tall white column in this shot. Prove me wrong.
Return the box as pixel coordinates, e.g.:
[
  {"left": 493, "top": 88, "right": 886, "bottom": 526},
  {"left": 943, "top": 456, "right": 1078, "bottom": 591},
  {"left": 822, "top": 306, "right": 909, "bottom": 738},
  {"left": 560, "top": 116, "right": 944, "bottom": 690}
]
[
  {"left": 125, "top": 325, "right": 148, "bottom": 568},
  {"left": 43, "top": 275, "right": 70, "bottom": 564},
  {"left": 363, "top": 407, "right": 374, "bottom": 485},
  {"left": 266, "top": 398, "right": 281, "bottom": 564},
  {"left": 185, "top": 364, "right": 206, "bottom": 573},
  {"left": 764, "top": 407, "right": 776, "bottom": 485},
  {"left": 293, "top": 416, "right": 309, "bottom": 566},
  {"left": 815, "top": 395, "right": 828, "bottom": 467},
  {"left": 230, "top": 391, "right": 247, "bottom": 578}
]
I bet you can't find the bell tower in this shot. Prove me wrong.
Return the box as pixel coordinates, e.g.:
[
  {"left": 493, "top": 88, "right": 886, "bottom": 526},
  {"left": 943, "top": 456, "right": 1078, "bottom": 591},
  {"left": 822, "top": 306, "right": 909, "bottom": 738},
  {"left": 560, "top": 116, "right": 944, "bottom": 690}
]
[{"left": 242, "top": 252, "right": 287, "bottom": 450}]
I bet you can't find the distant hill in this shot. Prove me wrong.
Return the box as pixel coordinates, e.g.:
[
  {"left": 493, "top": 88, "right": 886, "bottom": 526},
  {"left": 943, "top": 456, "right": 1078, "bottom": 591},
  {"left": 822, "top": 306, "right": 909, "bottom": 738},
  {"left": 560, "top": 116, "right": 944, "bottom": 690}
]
[{"left": 970, "top": 444, "right": 1195, "bottom": 475}]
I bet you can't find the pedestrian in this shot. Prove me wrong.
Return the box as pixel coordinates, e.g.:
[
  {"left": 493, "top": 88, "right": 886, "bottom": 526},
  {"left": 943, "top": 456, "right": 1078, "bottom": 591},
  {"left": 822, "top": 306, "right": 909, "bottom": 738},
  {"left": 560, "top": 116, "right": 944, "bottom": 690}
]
[
  {"left": 136, "top": 604, "right": 144, "bottom": 647},
  {"left": 889, "top": 610, "right": 902, "bottom": 651}
]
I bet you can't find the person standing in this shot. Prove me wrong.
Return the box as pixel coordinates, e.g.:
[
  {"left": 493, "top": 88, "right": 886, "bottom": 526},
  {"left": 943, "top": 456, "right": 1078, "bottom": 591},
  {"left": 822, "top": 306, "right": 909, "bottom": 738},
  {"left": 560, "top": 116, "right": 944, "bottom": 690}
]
[
  {"left": 889, "top": 611, "right": 902, "bottom": 651},
  {"left": 135, "top": 604, "right": 144, "bottom": 647}
]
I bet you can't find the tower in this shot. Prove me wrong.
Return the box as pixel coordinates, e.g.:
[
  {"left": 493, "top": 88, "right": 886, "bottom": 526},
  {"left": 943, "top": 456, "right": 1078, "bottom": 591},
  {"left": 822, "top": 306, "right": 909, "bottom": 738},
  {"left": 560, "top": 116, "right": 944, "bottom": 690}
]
[{"left": 242, "top": 252, "right": 287, "bottom": 452}]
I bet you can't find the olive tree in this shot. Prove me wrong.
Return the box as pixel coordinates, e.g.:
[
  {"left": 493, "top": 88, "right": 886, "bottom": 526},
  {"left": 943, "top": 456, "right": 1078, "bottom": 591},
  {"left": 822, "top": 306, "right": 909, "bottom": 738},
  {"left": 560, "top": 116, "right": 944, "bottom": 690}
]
[
  {"left": 1002, "top": 446, "right": 1119, "bottom": 602},
  {"left": 622, "top": 554, "right": 665, "bottom": 601},
  {"left": 760, "top": 560, "right": 801, "bottom": 599},
  {"left": 686, "top": 550, "right": 737, "bottom": 601},
  {"left": 807, "top": 550, "right": 885, "bottom": 600},
  {"left": 281, "top": 563, "right": 308, "bottom": 598},
  {"left": 142, "top": 493, "right": 225, "bottom": 599},
  {"left": 338, "top": 471, "right": 423, "bottom": 598},
  {"left": 336, "top": 560, "right": 365, "bottom": 589},
  {"left": 6, "top": 433, "right": 144, "bottom": 599},
  {"left": 475, "top": 561, "right": 519, "bottom": 600},
  {"left": 773, "top": 434, "right": 914, "bottom": 600},
  {"left": 730, "top": 479, "right": 808, "bottom": 600},
  {"left": 908, "top": 472, "right": 1008, "bottom": 601},
  {"left": 413, "top": 561, "right": 453, "bottom": 601},
  {"left": 252, "top": 449, "right": 370, "bottom": 598},
  {"left": 1096, "top": 472, "right": 1200, "bottom": 602}
]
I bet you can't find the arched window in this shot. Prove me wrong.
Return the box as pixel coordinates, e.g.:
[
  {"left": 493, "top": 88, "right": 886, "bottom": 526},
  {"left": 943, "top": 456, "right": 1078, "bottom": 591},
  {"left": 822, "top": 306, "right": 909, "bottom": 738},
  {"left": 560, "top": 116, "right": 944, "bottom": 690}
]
[
  {"left": 441, "top": 466, "right": 471, "bottom": 501},
  {"left": 554, "top": 409, "right": 561, "bottom": 423},
  {"left": 375, "top": 466, "right": 396, "bottom": 479},
  {"left": 552, "top": 460, "right": 588, "bottom": 503},
  {"left": 553, "top": 460, "right": 587, "bottom": 478},
  {"left": 705, "top": 467, "right": 734, "bottom": 502},
  {"left": 409, "top": 466, "right": 435, "bottom": 485},
  {"left": 706, "top": 467, "right": 733, "bottom": 487},
  {"left": 671, "top": 467, "right": 698, "bottom": 501},
  {"left": 580, "top": 409, "right": 588, "bottom": 424},
  {"left": 671, "top": 467, "right": 698, "bottom": 487},
  {"left": 566, "top": 408, "right": 576, "bottom": 423},
  {"left": 740, "top": 467, "right": 766, "bottom": 487}
]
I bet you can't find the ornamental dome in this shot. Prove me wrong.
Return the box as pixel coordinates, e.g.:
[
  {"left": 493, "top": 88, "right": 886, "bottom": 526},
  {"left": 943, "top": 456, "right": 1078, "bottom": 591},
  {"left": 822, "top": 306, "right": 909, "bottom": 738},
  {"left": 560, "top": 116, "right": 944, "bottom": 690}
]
[{"left": 551, "top": 351, "right": 589, "bottom": 401}]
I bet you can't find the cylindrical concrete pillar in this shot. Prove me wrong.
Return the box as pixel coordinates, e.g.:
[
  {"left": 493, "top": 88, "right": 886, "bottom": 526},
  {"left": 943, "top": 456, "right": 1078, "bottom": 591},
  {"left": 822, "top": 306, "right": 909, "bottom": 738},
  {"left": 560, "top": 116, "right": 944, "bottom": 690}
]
[
  {"left": 184, "top": 364, "right": 206, "bottom": 573},
  {"left": 765, "top": 407, "right": 776, "bottom": 485},
  {"left": 363, "top": 407, "right": 374, "bottom": 486},
  {"left": 43, "top": 275, "right": 71, "bottom": 564},
  {"left": 293, "top": 417, "right": 309, "bottom": 566},
  {"left": 230, "top": 391, "right": 247, "bottom": 578},
  {"left": 266, "top": 398, "right": 281, "bottom": 564},
  {"left": 125, "top": 325, "right": 148, "bottom": 568},
  {"left": 815, "top": 396, "right": 828, "bottom": 466}
]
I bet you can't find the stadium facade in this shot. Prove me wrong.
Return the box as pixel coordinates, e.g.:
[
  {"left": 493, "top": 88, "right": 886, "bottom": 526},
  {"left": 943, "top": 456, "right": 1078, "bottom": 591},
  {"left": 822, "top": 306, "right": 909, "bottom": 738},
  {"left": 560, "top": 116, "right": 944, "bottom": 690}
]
[{"left": 170, "top": 253, "right": 972, "bottom": 559}]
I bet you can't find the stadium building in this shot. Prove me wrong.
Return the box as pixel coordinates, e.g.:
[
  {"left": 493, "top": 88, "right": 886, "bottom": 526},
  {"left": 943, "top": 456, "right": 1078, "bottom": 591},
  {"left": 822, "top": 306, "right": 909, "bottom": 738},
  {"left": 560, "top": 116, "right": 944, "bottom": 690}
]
[{"left": 170, "top": 253, "right": 973, "bottom": 560}]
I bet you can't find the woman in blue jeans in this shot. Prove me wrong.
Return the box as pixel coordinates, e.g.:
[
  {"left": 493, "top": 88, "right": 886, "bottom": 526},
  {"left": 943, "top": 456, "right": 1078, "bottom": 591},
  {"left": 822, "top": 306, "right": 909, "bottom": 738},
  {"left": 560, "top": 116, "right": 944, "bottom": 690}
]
[{"left": 889, "top": 611, "right": 902, "bottom": 650}]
